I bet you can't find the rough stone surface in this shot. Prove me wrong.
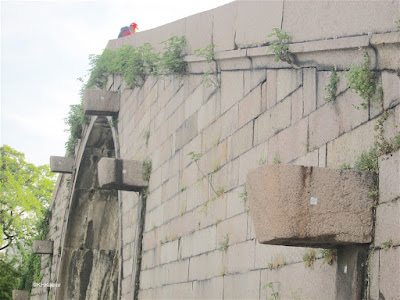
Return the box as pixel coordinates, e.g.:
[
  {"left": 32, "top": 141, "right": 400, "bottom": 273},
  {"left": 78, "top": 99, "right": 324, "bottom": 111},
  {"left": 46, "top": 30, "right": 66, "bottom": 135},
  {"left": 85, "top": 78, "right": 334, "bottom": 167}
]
[
  {"left": 98, "top": 158, "right": 148, "bottom": 191},
  {"left": 247, "top": 164, "right": 375, "bottom": 246},
  {"left": 33, "top": 240, "right": 53, "bottom": 255},
  {"left": 50, "top": 156, "right": 74, "bottom": 174},
  {"left": 83, "top": 89, "right": 119, "bottom": 116},
  {"left": 379, "top": 150, "right": 400, "bottom": 204},
  {"left": 12, "top": 290, "right": 29, "bottom": 300}
]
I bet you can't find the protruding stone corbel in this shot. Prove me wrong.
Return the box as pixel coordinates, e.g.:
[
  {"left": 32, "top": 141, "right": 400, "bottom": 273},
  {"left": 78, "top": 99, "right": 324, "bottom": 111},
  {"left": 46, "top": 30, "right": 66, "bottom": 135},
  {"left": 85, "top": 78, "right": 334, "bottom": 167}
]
[
  {"left": 33, "top": 240, "right": 54, "bottom": 255},
  {"left": 12, "top": 290, "right": 29, "bottom": 300},
  {"left": 50, "top": 156, "right": 74, "bottom": 173},
  {"left": 247, "top": 164, "right": 375, "bottom": 247},
  {"left": 83, "top": 90, "right": 119, "bottom": 116},
  {"left": 98, "top": 158, "right": 149, "bottom": 192}
]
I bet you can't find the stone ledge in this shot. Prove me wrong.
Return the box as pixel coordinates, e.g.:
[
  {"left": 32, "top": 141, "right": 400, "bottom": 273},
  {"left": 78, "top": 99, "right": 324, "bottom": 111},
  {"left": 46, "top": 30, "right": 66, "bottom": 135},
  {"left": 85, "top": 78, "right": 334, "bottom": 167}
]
[
  {"left": 247, "top": 164, "right": 375, "bottom": 247},
  {"left": 33, "top": 240, "right": 53, "bottom": 255},
  {"left": 98, "top": 158, "right": 149, "bottom": 192},
  {"left": 12, "top": 290, "right": 29, "bottom": 300},
  {"left": 83, "top": 90, "right": 120, "bottom": 116},
  {"left": 50, "top": 156, "right": 74, "bottom": 174}
]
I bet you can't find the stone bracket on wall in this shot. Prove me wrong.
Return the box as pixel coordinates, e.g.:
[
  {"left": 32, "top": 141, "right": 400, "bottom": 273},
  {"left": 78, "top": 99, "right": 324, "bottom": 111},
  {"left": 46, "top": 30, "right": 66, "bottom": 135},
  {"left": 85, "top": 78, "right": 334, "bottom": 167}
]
[
  {"left": 33, "top": 240, "right": 54, "bottom": 255},
  {"left": 247, "top": 164, "right": 375, "bottom": 247},
  {"left": 50, "top": 156, "right": 74, "bottom": 173},
  {"left": 98, "top": 158, "right": 149, "bottom": 191},
  {"left": 83, "top": 90, "right": 120, "bottom": 116},
  {"left": 12, "top": 290, "right": 29, "bottom": 300}
]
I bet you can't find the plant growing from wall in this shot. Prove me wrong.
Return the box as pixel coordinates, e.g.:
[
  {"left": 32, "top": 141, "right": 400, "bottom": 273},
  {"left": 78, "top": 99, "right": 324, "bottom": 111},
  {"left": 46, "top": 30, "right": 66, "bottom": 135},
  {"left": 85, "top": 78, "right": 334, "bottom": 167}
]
[
  {"left": 154, "top": 36, "right": 187, "bottom": 76},
  {"left": 302, "top": 249, "right": 317, "bottom": 268},
  {"left": 324, "top": 68, "right": 340, "bottom": 103},
  {"left": 238, "top": 184, "right": 249, "bottom": 212},
  {"left": 142, "top": 158, "right": 152, "bottom": 182},
  {"left": 65, "top": 102, "right": 88, "bottom": 156},
  {"left": 143, "top": 130, "right": 150, "bottom": 147},
  {"left": 263, "top": 282, "right": 280, "bottom": 300},
  {"left": 344, "top": 52, "right": 377, "bottom": 109},
  {"left": 219, "top": 234, "right": 230, "bottom": 251},
  {"left": 268, "top": 253, "right": 286, "bottom": 270},
  {"left": 273, "top": 153, "right": 281, "bottom": 164},
  {"left": 320, "top": 249, "right": 338, "bottom": 265},
  {"left": 267, "top": 28, "right": 297, "bottom": 67},
  {"left": 381, "top": 239, "right": 393, "bottom": 250},
  {"left": 194, "top": 44, "right": 220, "bottom": 88}
]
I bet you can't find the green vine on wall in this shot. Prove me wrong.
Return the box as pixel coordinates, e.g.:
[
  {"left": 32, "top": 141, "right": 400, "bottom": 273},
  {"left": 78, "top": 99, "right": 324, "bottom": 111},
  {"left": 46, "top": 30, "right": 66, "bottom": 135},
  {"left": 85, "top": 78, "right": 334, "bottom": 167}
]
[{"left": 194, "top": 44, "right": 220, "bottom": 88}]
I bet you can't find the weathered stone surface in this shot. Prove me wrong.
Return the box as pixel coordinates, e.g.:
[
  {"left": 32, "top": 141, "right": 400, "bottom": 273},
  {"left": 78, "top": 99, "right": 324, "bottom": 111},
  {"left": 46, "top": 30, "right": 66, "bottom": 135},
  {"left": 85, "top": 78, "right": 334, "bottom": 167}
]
[
  {"left": 83, "top": 90, "right": 119, "bottom": 116},
  {"left": 375, "top": 200, "right": 400, "bottom": 247},
  {"left": 33, "top": 240, "right": 53, "bottom": 254},
  {"left": 50, "top": 156, "right": 74, "bottom": 173},
  {"left": 379, "top": 150, "right": 400, "bottom": 204},
  {"left": 12, "top": 290, "right": 29, "bottom": 300},
  {"left": 379, "top": 246, "right": 400, "bottom": 300},
  {"left": 247, "top": 164, "right": 375, "bottom": 246},
  {"left": 98, "top": 158, "right": 148, "bottom": 191},
  {"left": 223, "top": 270, "right": 260, "bottom": 299}
]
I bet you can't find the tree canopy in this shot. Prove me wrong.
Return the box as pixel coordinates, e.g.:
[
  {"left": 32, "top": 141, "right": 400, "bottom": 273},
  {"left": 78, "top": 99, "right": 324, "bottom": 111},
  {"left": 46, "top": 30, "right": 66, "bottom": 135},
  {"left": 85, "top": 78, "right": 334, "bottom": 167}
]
[{"left": 0, "top": 145, "right": 55, "bottom": 251}]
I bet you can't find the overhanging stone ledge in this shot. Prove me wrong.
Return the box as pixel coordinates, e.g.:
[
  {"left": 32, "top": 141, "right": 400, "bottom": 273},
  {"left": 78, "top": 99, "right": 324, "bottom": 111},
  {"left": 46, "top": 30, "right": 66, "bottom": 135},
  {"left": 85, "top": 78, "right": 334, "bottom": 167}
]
[
  {"left": 50, "top": 156, "right": 74, "bottom": 173},
  {"left": 247, "top": 164, "right": 375, "bottom": 247},
  {"left": 98, "top": 157, "right": 149, "bottom": 192},
  {"left": 33, "top": 240, "right": 54, "bottom": 255},
  {"left": 83, "top": 89, "right": 120, "bottom": 116}
]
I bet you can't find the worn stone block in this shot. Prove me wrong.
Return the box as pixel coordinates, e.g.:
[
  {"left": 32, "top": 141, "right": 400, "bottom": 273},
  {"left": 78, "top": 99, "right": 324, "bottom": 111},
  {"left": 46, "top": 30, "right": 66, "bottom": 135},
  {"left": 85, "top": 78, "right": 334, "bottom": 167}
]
[
  {"left": 265, "top": 70, "right": 277, "bottom": 110},
  {"left": 379, "top": 246, "right": 400, "bottom": 300},
  {"left": 193, "top": 277, "right": 223, "bottom": 299},
  {"left": 223, "top": 240, "right": 255, "bottom": 274},
  {"left": 379, "top": 150, "right": 400, "bottom": 204},
  {"left": 160, "top": 239, "right": 179, "bottom": 264},
  {"left": 212, "top": 2, "right": 237, "bottom": 51},
  {"left": 221, "top": 71, "right": 244, "bottom": 114},
  {"left": 83, "top": 90, "right": 119, "bottom": 116},
  {"left": 12, "top": 290, "right": 29, "bottom": 300},
  {"left": 375, "top": 200, "right": 400, "bottom": 247},
  {"left": 238, "top": 85, "right": 261, "bottom": 128},
  {"left": 50, "top": 156, "right": 74, "bottom": 174},
  {"left": 189, "top": 250, "right": 222, "bottom": 281},
  {"left": 180, "top": 226, "right": 216, "bottom": 259},
  {"left": 244, "top": 70, "right": 266, "bottom": 96},
  {"left": 277, "top": 69, "right": 302, "bottom": 103},
  {"left": 223, "top": 270, "right": 260, "bottom": 299},
  {"left": 197, "top": 93, "right": 220, "bottom": 132},
  {"left": 33, "top": 240, "right": 53, "bottom": 255},
  {"left": 247, "top": 164, "right": 375, "bottom": 247},
  {"left": 176, "top": 112, "right": 198, "bottom": 151},
  {"left": 303, "top": 68, "right": 317, "bottom": 116},
  {"left": 382, "top": 71, "right": 400, "bottom": 110},
  {"left": 309, "top": 102, "right": 340, "bottom": 149},
  {"left": 254, "top": 97, "right": 291, "bottom": 145},
  {"left": 230, "top": 121, "right": 253, "bottom": 160},
  {"left": 98, "top": 158, "right": 148, "bottom": 192},
  {"left": 254, "top": 243, "right": 305, "bottom": 269},
  {"left": 165, "top": 259, "right": 189, "bottom": 285}
]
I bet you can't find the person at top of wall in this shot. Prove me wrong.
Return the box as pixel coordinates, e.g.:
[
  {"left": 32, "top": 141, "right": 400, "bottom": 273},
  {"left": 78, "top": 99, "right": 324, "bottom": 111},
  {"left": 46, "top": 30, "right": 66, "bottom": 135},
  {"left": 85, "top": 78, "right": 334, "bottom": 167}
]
[{"left": 118, "top": 22, "right": 138, "bottom": 38}]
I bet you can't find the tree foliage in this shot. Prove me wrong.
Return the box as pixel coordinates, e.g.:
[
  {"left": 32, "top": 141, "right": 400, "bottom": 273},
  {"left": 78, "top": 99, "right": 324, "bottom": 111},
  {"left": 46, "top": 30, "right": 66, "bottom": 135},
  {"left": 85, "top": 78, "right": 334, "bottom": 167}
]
[{"left": 0, "top": 145, "right": 55, "bottom": 250}]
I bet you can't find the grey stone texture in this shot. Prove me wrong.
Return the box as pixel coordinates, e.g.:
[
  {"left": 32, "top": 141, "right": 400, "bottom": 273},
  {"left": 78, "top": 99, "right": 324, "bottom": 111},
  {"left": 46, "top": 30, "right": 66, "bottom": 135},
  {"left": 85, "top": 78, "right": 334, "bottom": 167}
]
[
  {"left": 247, "top": 164, "right": 375, "bottom": 247},
  {"left": 50, "top": 156, "right": 74, "bottom": 173},
  {"left": 98, "top": 157, "right": 148, "bottom": 191},
  {"left": 83, "top": 89, "right": 119, "bottom": 116},
  {"left": 12, "top": 290, "right": 29, "bottom": 300},
  {"left": 32, "top": 240, "right": 53, "bottom": 255}
]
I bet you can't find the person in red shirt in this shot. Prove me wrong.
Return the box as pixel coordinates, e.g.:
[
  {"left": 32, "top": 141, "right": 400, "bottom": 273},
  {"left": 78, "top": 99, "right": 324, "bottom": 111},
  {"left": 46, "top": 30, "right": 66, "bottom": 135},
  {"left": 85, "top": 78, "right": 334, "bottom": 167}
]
[{"left": 118, "top": 23, "right": 138, "bottom": 38}]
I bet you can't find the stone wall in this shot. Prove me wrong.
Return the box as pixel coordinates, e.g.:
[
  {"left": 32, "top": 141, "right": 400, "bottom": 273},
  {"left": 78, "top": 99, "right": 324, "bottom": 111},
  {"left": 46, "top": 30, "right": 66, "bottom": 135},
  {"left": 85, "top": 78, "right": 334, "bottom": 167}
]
[{"left": 32, "top": 1, "right": 399, "bottom": 299}]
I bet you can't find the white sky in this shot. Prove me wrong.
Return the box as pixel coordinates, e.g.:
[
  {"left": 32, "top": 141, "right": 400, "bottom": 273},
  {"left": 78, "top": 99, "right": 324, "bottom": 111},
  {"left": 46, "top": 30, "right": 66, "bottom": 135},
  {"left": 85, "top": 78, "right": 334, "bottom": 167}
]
[{"left": 1, "top": 0, "right": 233, "bottom": 166}]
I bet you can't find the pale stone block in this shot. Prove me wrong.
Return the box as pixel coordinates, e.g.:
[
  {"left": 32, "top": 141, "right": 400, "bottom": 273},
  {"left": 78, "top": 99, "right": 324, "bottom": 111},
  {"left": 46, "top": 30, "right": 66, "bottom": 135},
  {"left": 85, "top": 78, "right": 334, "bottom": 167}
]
[
  {"left": 180, "top": 162, "right": 198, "bottom": 191},
  {"left": 254, "top": 243, "right": 305, "bottom": 269},
  {"left": 196, "top": 195, "right": 227, "bottom": 230},
  {"left": 98, "top": 158, "right": 148, "bottom": 192},
  {"left": 211, "top": 159, "right": 239, "bottom": 193},
  {"left": 83, "top": 90, "right": 119, "bottom": 116},
  {"left": 319, "top": 144, "right": 327, "bottom": 168},
  {"left": 181, "top": 135, "right": 202, "bottom": 169},
  {"left": 217, "top": 212, "right": 248, "bottom": 247},
  {"left": 167, "top": 102, "right": 185, "bottom": 135},
  {"left": 50, "top": 156, "right": 74, "bottom": 174},
  {"left": 142, "top": 230, "right": 157, "bottom": 251},
  {"left": 185, "top": 10, "right": 212, "bottom": 54},
  {"left": 218, "top": 56, "right": 252, "bottom": 71},
  {"left": 226, "top": 186, "right": 246, "bottom": 218},
  {"left": 375, "top": 200, "right": 400, "bottom": 250},
  {"left": 379, "top": 150, "right": 400, "bottom": 204},
  {"left": 290, "top": 88, "right": 303, "bottom": 125},
  {"left": 180, "top": 226, "right": 217, "bottom": 259},
  {"left": 309, "top": 102, "right": 340, "bottom": 149},
  {"left": 165, "top": 259, "right": 189, "bottom": 285},
  {"left": 303, "top": 68, "right": 317, "bottom": 116},
  {"left": 184, "top": 84, "right": 203, "bottom": 120},
  {"left": 265, "top": 70, "right": 277, "bottom": 110},
  {"left": 282, "top": 1, "right": 399, "bottom": 42},
  {"left": 175, "top": 112, "right": 198, "bottom": 150},
  {"left": 326, "top": 120, "right": 376, "bottom": 168},
  {"left": 235, "top": 0, "right": 283, "bottom": 47},
  {"left": 197, "top": 93, "right": 220, "bottom": 132},
  {"left": 260, "top": 261, "right": 336, "bottom": 300},
  {"left": 223, "top": 270, "right": 260, "bottom": 299},
  {"left": 244, "top": 69, "right": 266, "bottom": 96},
  {"left": 231, "top": 121, "right": 253, "bottom": 159},
  {"left": 238, "top": 147, "right": 259, "bottom": 185},
  {"left": 186, "top": 181, "right": 209, "bottom": 212},
  {"left": 212, "top": 2, "right": 237, "bottom": 51},
  {"left": 198, "top": 140, "right": 228, "bottom": 177},
  {"left": 221, "top": 71, "right": 244, "bottom": 114},
  {"left": 238, "top": 85, "right": 261, "bottom": 128},
  {"left": 254, "top": 97, "right": 291, "bottom": 145},
  {"left": 277, "top": 69, "right": 302, "bottom": 103},
  {"left": 160, "top": 239, "right": 179, "bottom": 264},
  {"left": 122, "top": 258, "right": 133, "bottom": 278},
  {"left": 317, "top": 71, "right": 348, "bottom": 108},
  {"left": 382, "top": 71, "right": 400, "bottom": 110},
  {"left": 154, "top": 282, "right": 193, "bottom": 299},
  {"left": 291, "top": 149, "right": 319, "bottom": 167},
  {"left": 188, "top": 250, "right": 223, "bottom": 281},
  {"left": 368, "top": 249, "right": 380, "bottom": 300},
  {"left": 379, "top": 247, "right": 400, "bottom": 300},
  {"left": 139, "top": 265, "right": 166, "bottom": 289},
  {"left": 193, "top": 277, "right": 224, "bottom": 299},
  {"left": 268, "top": 117, "right": 308, "bottom": 164},
  {"left": 223, "top": 240, "right": 255, "bottom": 274},
  {"left": 144, "top": 204, "right": 164, "bottom": 232},
  {"left": 247, "top": 164, "right": 375, "bottom": 246},
  {"left": 33, "top": 240, "right": 53, "bottom": 255},
  {"left": 161, "top": 174, "right": 179, "bottom": 203}
]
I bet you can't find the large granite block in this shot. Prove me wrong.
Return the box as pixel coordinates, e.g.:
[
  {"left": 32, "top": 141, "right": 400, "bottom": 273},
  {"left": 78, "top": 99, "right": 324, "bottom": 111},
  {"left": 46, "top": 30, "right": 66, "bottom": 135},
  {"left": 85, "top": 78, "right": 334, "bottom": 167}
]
[
  {"left": 98, "top": 158, "right": 148, "bottom": 192},
  {"left": 33, "top": 240, "right": 53, "bottom": 255},
  {"left": 83, "top": 90, "right": 119, "bottom": 116},
  {"left": 247, "top": 164, "right": 375, "bottom": 247},
  {"left": 50, "top": 156, "right": 74, "bottom": 174}
]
